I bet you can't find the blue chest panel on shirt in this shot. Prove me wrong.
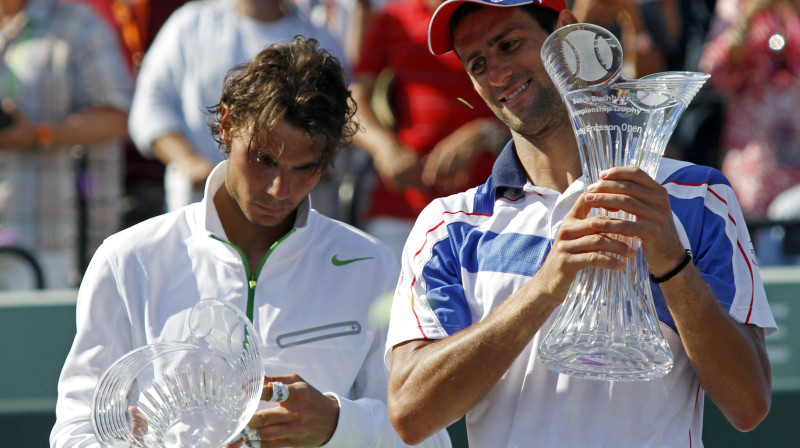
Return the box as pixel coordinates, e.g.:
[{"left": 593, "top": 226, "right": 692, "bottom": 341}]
[
  {"left": 422, "top": 219, "right": 552, "bottom": 334},
  {"left": 460, "top": 228, "right": 552, "bottom": 276}
]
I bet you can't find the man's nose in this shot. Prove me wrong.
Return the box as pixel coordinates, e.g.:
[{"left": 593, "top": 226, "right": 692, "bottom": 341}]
[
  {"left": 487, "top": 57, "right": 513, "bottom": 86},
  {"left": 266, "top": 168, "right": 291, "bottom": 199}
]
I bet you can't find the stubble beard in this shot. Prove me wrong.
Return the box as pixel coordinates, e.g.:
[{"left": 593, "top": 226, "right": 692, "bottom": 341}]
[{"left": 495, "top": 78, "right": 564, "bottom": 139}]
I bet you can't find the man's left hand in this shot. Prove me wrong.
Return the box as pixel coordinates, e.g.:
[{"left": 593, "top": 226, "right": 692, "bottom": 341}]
[
  {"left": 582, "top": 166, "right": 688, "bottom": 276},
  {"left": 230, "top": 373, "right": 340, "bottom": 448}
]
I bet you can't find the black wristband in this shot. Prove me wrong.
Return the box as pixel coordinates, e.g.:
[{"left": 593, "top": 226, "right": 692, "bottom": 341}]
[{"left": 650, "top": 249, "right": 693, "bottom": 284}]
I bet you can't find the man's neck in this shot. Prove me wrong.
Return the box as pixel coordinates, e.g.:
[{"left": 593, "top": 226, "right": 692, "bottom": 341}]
[
  {"left": 512, "top": 129, "right": 583, "bottom": 194},
  {"left": 235, "top": 0, "right": 289, "bottom": 22},
  {"left": 213, "top": 183, "right": 294, "bottom": 269}
]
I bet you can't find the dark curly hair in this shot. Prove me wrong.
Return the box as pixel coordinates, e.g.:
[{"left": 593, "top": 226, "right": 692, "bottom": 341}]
[{"left": 208, "top": 36, "right": 357, "bottom": 173}]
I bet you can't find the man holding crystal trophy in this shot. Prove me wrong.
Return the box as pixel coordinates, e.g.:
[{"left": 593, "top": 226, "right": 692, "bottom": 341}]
[
  {"left": 384, "top": 0, "right": 777, "bottom": 447},
  {"left": 50, "top": 36, "right": 451, "bottom": 448}
]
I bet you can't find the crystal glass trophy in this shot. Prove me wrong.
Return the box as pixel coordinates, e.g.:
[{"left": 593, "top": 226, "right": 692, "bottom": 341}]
[
  {"left": 91, "top": 299, "right": 264, "bottom": 447},
  {"left": 537, "top": 23, "right": 709, "bottom": 381}
]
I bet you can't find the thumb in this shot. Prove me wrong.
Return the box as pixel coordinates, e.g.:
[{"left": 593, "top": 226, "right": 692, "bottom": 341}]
[{"left": 564, "top": 192, "right": 595, "bottom": 221}]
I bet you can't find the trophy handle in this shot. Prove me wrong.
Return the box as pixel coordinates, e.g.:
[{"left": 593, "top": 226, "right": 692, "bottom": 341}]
[{"left": 188, "top": 298, "right": 261, "bottom": 366}]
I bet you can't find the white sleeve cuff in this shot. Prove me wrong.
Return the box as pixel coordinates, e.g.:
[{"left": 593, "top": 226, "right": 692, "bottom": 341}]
[{"left": 319, "top": 392, "right": 376, "bottom": 448}]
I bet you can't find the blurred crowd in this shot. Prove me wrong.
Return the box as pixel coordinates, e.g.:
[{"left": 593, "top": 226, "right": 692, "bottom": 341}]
[{"left": 1, "top": 0, "right": 798, "bottom": 290}]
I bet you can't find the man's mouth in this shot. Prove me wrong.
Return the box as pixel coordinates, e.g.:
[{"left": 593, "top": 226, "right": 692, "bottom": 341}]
[
  {"left": 501, "top": 80, "right": 531, "bottom": 103},
  {"left": 254, "top": 202, "right": 287, "bottom": 215}
]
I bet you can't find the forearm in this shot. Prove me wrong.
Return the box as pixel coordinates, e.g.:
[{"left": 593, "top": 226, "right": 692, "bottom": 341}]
[
  {"left": 41, "top": 107, "right": 128, "bottom": 148},
  {"left": 152, "top": 132, "right": 206, "bottom": 167},
  {"left": 660, "top": 263, "right": 771, "bottom": 430},
  {"left": 351, "top": 79, "right": 426, "bottom": 190},
  {"left": 151, "top": 133, "right": 216, "bottom": 190},
  {"left": 388, "top": 280, "right": 560, "bottom": 444},
  {"left": 718, "top": 1, "right": 771, "bottom": 67},
  {"left": 350, "top": 81, "right": 399, "bottom": 159},
  {"left": 353, "top": 118, "right": 398, "bottom": 162},
  {"left": 724, "top": 21, "right": 752, "bottom": 67},
  {"left": 325, "top": 394, "right": 450, "bottom": 448}
]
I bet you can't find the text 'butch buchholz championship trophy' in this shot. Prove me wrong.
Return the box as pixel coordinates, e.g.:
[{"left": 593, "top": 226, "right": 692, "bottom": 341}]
[{"left": 537, "top": 23, "right": 709, "bottom": 381}]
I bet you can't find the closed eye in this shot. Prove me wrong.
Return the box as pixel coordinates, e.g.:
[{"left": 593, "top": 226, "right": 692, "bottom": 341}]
[
  {"left": 254, "top": 153, "right": 279, "bottom": 167},
  {"left": 254, "top": 152, "right": 323, "bottom": 174},
  {"left": 294, "top": 162, "right": 324, "bottom": 173}
]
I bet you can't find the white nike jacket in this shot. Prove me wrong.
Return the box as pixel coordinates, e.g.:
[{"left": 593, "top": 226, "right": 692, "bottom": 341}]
[{"left": 51, "top": 162, "right": 451, "bottom": 448}]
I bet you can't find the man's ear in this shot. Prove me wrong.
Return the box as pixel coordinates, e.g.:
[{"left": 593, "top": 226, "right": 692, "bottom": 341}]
[
  {"left": 556, "top": 9, "right": 580, "bottom": 28},
  {"left": 219, "top": 105, "right": 232, "bottom": 146}
]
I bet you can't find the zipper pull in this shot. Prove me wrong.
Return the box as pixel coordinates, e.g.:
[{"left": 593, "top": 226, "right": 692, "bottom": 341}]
[{"left": 249, "top": 275, "right": 257, "bottom": 290}]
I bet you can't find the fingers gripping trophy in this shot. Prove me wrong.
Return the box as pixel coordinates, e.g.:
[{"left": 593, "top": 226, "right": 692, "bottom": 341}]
[{"left": 537, "top": 24, "right": 710, "bottom": 381}]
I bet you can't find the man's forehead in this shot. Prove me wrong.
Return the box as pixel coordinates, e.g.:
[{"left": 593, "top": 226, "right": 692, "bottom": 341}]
[
  {"left": 453, "top": 8, "right": 532, "bottom": 56},
  {"left": 428, "top": 0, "right": 566, "bottom": 55}
]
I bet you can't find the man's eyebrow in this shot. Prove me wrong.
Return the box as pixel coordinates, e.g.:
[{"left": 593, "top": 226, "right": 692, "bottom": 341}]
[
  {"left": 296, "top": 160, "right": 325, "bottom": 170},
  {"left": 462, "top": 28, "right": 516, "bottom": 64}
]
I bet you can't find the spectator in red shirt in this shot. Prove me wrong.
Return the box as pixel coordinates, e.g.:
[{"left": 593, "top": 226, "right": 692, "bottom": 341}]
[{"left": 350, "top": 0, "right": 507, "bottom": 260}]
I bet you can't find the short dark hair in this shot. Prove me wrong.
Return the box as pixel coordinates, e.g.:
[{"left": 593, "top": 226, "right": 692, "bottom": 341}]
[
  {"left": 450, "top": 3, "right": 561, "bottom": 47},
  {"left": 209, "top": 36, "right": 357, "bottom": 172}
]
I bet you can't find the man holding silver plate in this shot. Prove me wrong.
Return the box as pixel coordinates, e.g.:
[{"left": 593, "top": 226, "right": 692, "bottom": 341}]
[{"left": 51, "top": 36, "right": 451, "bottom": 448}]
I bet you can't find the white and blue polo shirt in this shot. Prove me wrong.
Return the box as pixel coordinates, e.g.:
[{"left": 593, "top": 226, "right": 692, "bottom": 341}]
[{"left": 386, "top": 144, "right": 776, "bottom": 448}]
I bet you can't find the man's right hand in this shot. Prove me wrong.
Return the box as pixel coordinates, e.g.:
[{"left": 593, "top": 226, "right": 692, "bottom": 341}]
[{"left": 534, "top": 190, "right": 635, "bottom": 300}]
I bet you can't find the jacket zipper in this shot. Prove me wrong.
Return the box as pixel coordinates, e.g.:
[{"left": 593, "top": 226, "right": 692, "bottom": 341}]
[{"left": 210, "top": 229, "right": 296, "bottom": 322}]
